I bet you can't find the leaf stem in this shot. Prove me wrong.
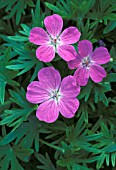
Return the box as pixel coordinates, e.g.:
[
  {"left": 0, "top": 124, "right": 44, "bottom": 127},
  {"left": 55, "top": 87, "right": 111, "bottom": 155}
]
[{"left": 39, "top": 139, "right": 64, "bottom": 153}]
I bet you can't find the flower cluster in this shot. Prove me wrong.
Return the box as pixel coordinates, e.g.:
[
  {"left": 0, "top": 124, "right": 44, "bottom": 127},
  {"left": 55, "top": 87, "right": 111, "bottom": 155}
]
[{"left": 27, "top": 14, "right": 110, "bottom": 123}]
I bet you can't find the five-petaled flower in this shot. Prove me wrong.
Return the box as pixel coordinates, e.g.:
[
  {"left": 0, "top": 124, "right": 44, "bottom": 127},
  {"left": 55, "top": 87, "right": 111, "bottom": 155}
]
[
  {"left": 26, "top": 67, "right": 80, "bottom": 123},
  {"left": 68, "top": 40, "right": 110, "bottom": 86},
  {"left": 29, "top": 14, "right": 81, "bottom": 62}
]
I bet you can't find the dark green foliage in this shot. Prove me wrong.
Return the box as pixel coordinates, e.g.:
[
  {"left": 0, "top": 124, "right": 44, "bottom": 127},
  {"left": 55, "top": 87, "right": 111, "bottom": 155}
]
[
  {"left": 0, "top": 0, "right": 35, "bottom": 25},
  {"left": 35, "top": 152, "right": 56, "bottom": 169},
  {"left": 0, "top": 0, "right": 116, "bottom": 169}
]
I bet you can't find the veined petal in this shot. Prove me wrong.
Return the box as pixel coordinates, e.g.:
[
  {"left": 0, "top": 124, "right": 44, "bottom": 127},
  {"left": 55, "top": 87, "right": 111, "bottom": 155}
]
[
  {"left": 38, "top": 67, "right": 61, "bottom": 91},
  {"left": 26, "top": 81, "right": 50, "bottom": 104},
  {"left": 36, "top": 45, "right": 55, "bottom": 62},
  {"left": 29, "top": 27, "right": 50, "bottom": 45},
  {"left": 60, "top": 76, "right": 80, "bottom": 98},
  {"left": 57, "top": 45, "right": 76, "bottom": 61},
  {"left": 59, "top": 98, "right": 79, "bottom": 118},
  {"left": 68, "top": 53, "right": 82, "bottom": 69},
  {"left": 44, "top": 14, "right": 63, "bottom": 38},
  {"left": 36, "top": 100, "right": 59, "bottom": 123},
  {"left": 78, "top": 40, "right": 93, "bottom": 58},
  {"left": 74, "top": 67, "right": 90, "bottom": 86},
  {"left": 90, "top": 64, "right": 106, "bottom": 83},
  {"left": 92, "top": 47, "right": 110, "bottom": 64},
  {"left": 60, "top": 27, "right": 81, "bottom": 44}
]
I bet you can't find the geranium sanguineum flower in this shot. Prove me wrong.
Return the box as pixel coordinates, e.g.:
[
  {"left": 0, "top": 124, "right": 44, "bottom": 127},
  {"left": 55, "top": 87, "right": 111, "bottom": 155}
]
[
  {"left": 68, "top": 40, "right": 110, "bottom": 86},
  {"left": 29, "top": 14, "right": 81, "bottom": 62},
  {"left": 26, "top": 67, "right": 80, "bottom": 123}
]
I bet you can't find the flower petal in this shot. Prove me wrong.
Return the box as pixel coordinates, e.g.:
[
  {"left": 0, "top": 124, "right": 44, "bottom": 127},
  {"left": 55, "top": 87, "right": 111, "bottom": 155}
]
[
  {"left": 36, "top": 45, "right": 55, "bottom": 62},
  {"left": 29, "top": 27, "right": 50, "bottom": 45},
  {"left": 59, "top": 98, "right": 79, "bottom": 118},
  {"left": 68, "top": 53, "right": 82, "bottom": 69},
  {"left": 78, "top": 40, "right": 93, "bottom": 58},
  {"left": 60, "top": 27, "right": 81, "bottom": 44},
  {"left": 57, "top": 45, "right": 76, "bottom": 61},
  {"left": 36, "top": 100, "right": 59, "bottom": 123},
  {"left": 60, "top": 76, "right": 80, "bottom": 98},
  {"left": 26, "top": 81, "right": 50, "bottom": 104},
  {"left": 74, "top": 67, "right": 89, "bottom": 86},
  {"left": 90, "top": 64, "right": 106, "bottom": 83},
  {"left": 92, "top": 47, "right": 110, "bottom": 64},
  {"left": 38, "top": 67, "right": 61, "bottom": 91},
  {"left": 44, "top": 14, "right": 63, "bottom": 38}
]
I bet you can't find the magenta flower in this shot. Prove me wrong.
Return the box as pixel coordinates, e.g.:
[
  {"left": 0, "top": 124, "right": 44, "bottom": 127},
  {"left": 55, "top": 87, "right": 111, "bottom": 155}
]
[
  {"left": 26, "top": 67, "right": 80, "bottom": 123},
  {"left": 68, "top": 40, "right": 110, "bottom": 86},
  {"left": 29, "top": 14, "right": 81, "bottom": 62}
]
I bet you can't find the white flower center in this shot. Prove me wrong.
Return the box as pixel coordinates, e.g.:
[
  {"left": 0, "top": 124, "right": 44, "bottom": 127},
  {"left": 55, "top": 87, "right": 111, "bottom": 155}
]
[
  {"left": 50, "top": 90, "right": 61, "bottom": 102},
  {"left": 50, "top": 37, "right": 61, "bottom": 46},
  {"left": 48, "top": 35, "right": 63, "bottom": 52},
  {"left": 82, "top": 56, "right": 91, "bottom": 68}
]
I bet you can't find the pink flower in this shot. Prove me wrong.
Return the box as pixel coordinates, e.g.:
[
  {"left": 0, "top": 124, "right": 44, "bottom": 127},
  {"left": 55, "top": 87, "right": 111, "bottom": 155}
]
[
  {"left": 29, "top": 14, "right": 81, "bottom": 62},
  {"left": 68, "top": 40, "right": 110, "bottom": 86},
  {"left": 26, "top": 67, "right": 80, "bottom": 123}
]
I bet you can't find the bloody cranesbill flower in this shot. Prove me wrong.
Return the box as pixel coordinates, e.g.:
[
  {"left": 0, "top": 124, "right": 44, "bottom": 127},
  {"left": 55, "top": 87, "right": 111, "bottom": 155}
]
[
  {"left": 29, "top": 14, "right": 81, "bottom": 62},
  {"left": 26, "top": 67, "right": 80, "bottom": 123},
  {"left": 68, "top": 40, "right": 110, "bottom": 86}
]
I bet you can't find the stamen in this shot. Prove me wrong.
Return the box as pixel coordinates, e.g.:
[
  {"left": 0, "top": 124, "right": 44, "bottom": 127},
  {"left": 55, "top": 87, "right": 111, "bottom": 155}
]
[
  {"left": 50, "top": 90, "right": 61, "bottom": 102},
  {"left": 82, "top": 56, "right": 91, "bottom": 68},
  {"left": 49, "top": 35, "right": 62, "bottom": 48}
]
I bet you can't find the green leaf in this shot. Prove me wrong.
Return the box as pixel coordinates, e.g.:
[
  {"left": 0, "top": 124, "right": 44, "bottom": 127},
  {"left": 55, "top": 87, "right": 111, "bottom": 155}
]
[
  {"left": 93, "top": 83, "right": 111, "bottom": 106},
  {"left": 0, "top": 108, "right": 34, "bottom": 129},
  {"left": 45, "top": 2, "right": 62, "bottom": 14},
  {"left": 96, "top": 152, "right": 106, "bottom": 169},
  {"left": 72, "top": 164, "right": 90, "bottom": 170},
  {"left": 0, "top": 88, "right": 37, "bottom": 130},
  {"left": 78, "top": 81, "right": 92, "bottom": 102},
  {"left": 0, "top": 116, "right": 51, "bottom": 153},
  {"left": 0, "top": 145, "right": 33, "bottom": 170},
  {"left": 0, "top": 74, "right": 7, "bottom": 105},
  {"left": 30, "top": 62, "right": 44, "bottom": 82},
  {"left": 31, "top": 0, "right": 44, "bottom": 27},
  {"left": 14, "top": 148, "right": 34, "bottom": 162},
  {"left": 35, "top": 152, "right": 56, "bottom": 170},
  {"left": 19, "top": 24, "right": 31, "bottom": 36},
  {"left": 104, "top": 13, "right": 116, "bottom": 20},
  {"left": 4, "top": 41, "right": 44, "bottom": 77},
  {"left": 8, "top": 35, "right": 29, "bottom": 42},
  {"left": 72, "top": 0, "right": 95, "bottom": 18},
  {"left": 0, "top": 0, "right": 35, "bottom": 25},
  {"left": 45, "top": 0, "right": 74, "bottom": 18},
  {"left": 9, "top": 88, "right": 31, "bottom": 108},
  {"left": 111, "top": 153, "right": 116, "bottom": 167},
  {"left": 0, "top": 47, "right": 19, "bottom": 105},
  {"left": 104, "top": 73, "right": 116, "bottom": 82},
  {"left": 103, "top": 21, "right": 116, "bottom": 34}
]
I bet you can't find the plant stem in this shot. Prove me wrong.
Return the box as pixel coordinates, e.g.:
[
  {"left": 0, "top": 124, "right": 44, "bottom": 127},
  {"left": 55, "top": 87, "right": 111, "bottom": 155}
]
[{"left": 39, "top": 139, "right": 65, "bottom": 153}]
